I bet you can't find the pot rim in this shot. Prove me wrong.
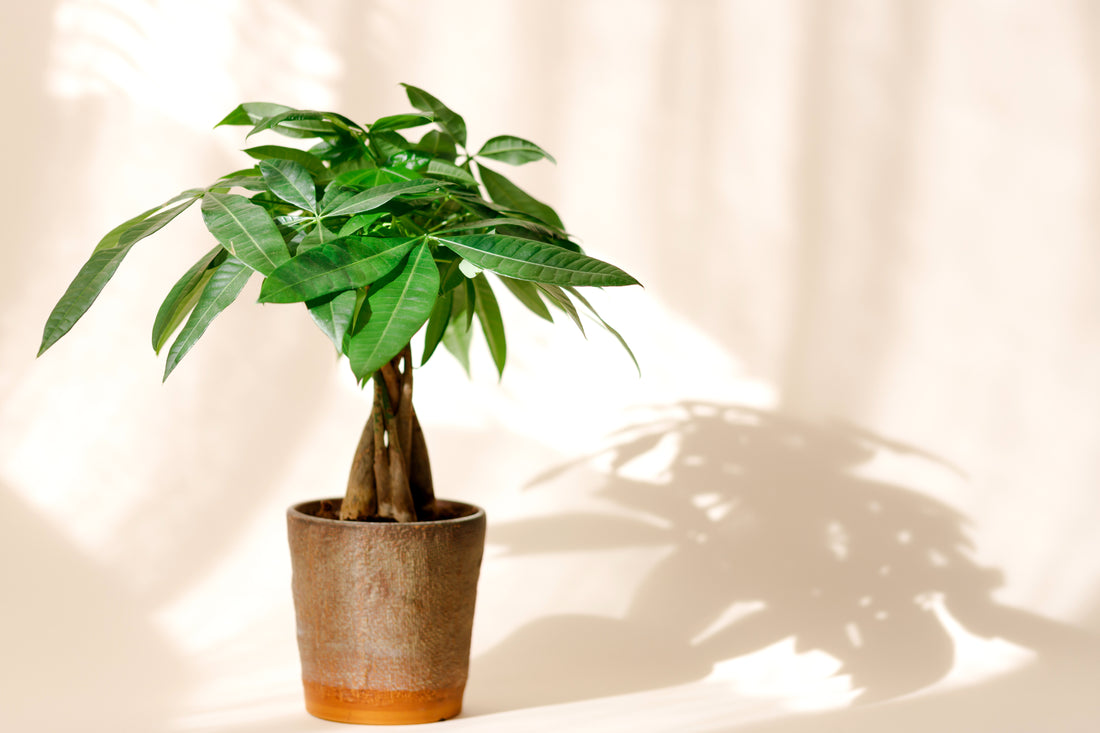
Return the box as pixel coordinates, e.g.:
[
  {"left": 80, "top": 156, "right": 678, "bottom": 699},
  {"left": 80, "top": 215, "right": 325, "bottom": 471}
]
[{"left": 287, "top": 498, "right": 485, "bottom": 528}]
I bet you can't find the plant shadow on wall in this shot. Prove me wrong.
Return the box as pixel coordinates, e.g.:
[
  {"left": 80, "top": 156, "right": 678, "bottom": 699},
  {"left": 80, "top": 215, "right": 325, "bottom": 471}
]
[{"left": 469, "top": 402, "right": 1077, "bottom": 712}]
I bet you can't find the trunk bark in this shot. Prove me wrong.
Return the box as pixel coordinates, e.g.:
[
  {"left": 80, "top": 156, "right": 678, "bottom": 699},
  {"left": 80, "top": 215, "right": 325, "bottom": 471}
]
[{"left": 341, "top": 344, "right": 435, "bottom": 522}]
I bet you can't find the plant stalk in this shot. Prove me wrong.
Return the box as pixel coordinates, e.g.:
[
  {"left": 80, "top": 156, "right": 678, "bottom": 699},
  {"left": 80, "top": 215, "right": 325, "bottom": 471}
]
[{"left": 341, "top": 343, "right": 435, "bottom": 522}]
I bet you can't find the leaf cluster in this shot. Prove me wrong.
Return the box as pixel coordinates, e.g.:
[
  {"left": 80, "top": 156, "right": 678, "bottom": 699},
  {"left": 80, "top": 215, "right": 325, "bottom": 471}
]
[{"left": 39, "top": 85, "right": 640, "bottom": 383}]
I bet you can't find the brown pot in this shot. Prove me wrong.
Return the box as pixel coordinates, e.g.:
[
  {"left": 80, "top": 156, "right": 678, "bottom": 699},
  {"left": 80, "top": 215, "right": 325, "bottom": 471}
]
[{"left": 287, "top": 498, "right": 487, "bottom": 725}]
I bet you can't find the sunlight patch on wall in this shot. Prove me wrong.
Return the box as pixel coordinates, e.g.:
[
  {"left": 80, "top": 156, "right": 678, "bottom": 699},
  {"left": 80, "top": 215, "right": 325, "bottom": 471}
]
[
  {"left": 46, "top": 0, "right": 341, "bottom": 126},
  {"left": 709, "top": 637, "right": 859, "bottom": 711}
]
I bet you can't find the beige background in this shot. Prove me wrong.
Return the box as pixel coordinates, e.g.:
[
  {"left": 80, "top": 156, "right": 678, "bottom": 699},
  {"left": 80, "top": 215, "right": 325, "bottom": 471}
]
[{"left": 3, "top": 1, "right": 1100, "bottom": 731}]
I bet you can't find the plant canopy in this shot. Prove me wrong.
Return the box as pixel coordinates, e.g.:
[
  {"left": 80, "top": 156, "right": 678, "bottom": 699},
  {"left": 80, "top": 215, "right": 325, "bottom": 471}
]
[{"left": 39, "top": 84, "right": 641, "bottom": 523}]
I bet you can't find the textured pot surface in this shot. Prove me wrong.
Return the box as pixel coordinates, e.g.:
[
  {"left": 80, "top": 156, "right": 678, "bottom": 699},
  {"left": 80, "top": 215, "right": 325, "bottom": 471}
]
[{"left": 287, "top": 499, "right": 487, "bottom": 725}]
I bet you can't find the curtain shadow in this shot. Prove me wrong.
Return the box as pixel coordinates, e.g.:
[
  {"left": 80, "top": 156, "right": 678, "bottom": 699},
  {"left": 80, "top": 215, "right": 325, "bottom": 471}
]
[{"left": 468, "top": 402, "right": 1095, "bottom": 714}]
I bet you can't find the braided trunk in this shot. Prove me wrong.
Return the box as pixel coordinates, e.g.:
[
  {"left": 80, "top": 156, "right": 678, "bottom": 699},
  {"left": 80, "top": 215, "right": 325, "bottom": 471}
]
[{"left": 341, "top": 344, "right": 436, "bottom": 522}]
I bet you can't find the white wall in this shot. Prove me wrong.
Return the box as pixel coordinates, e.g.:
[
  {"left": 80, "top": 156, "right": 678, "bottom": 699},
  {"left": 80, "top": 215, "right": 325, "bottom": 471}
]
[{"left": 2, "top": 1, "right": 1099, "bottom": 731}]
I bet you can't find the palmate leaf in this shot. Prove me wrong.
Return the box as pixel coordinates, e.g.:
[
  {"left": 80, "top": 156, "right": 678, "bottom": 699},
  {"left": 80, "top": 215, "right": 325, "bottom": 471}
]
[
  {"left": 471, "top": 274, "right": 506, "bottom": 377},
  {"left": 330, "top": 168, "right": 409, "bottom": 189},
  {"left": 310, "top": 136, "right": 370, "bottom": 166},
  {"left": 369, "top": 113, "right": 432, "bottom": 132},
  {"left": 448, "top": 192, "right": 581, "bottom": 250},
  {"left": 39, "top": 191, "right": 202, "bottom": 356},
  {"left": 307, "top": 289, "right": 357, "bottom": 352},
  {"left": 436, "top": 234, "right": 640, "bottom": 287},
  {"left": 347, "top": 241, "right": 440, "bottom": 380},
  {"left": 207, "top": 170, "right": 267, "bottom": 193},
  {"left": 216, "top": 102, "right": 293, "bottom": 127},
  {"left": 96, "top": 189, "right": 205, "bottom": 253},
  {"left": 338, "top": 211, "right": 383, "bottom": 237},
  {"left": 152, "top": 245, "right": 227, "bottom": 353},
  {"left": 437, "top": 216, "right": 561, "bottom": 240},
  {"left": 498, "top": 275, "right": 553, "bottom": 322},
  {"left": 436, "top": 251, "right": 467, "bottom": 294},
  {"left": 478, "top": 165, "right": 564, "bottom": 230},
  {"left": 420, "top": 289, "right": 452, "bottom": 366},
  {"left": 441, "top": 291, "right": 473, "bottom": 377},
  {"left": 163, "top": 255, "right": 252, "bottom": 380},
  {"left": 371, "top": 131, "right": 413, "bottom": 162},
  {"left": 200, "top": 193, "right": 290, "bottom": 275},
  {"left": 319, "top": 179, "right": 443, "bottom": 218},
  {"left": 259, "top": 237, "right": 416, "bottom": 304},
  {"left": 537, "top": 283, "right": 585, "bottom": 335},
  {"left": 246, "top": 109, "right": 365, "bottom": 140},
  {"left": 297, "top": 222, "right": 340, "bottom": 253},
  {"left": 415, "top": 130, "right": 457, "bottom": 160},
  {"left": 258, "top": 159, "right": 317, "bottom": 213},
  {"left": 477, "top": 135, "right": 556, "bottom": 165},
  {"left": 565, "top": 286, "right": 640, "bottom": 376},
  {"left": 402, "top": 84, "right": 467, "bottom": 147},
  {"left": 454, "top": 276, "right": 476, "bottom": 330},
  {"left": 242, "top": 145, "right": 327, "bottom": 177},
  {"left": 425, "top": 160, "right": 476, "bottom": 187}
]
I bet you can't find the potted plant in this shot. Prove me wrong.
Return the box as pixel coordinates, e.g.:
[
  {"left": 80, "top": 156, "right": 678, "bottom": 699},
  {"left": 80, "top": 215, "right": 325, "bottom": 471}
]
[{"left": 38, "top": 85, "right": 640, "bottom": 724}]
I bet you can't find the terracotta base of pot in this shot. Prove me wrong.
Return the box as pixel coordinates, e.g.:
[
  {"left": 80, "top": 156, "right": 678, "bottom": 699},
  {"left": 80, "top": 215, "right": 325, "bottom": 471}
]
[{"left": 303, "top": 681, "right": 464, "bottom": 725}]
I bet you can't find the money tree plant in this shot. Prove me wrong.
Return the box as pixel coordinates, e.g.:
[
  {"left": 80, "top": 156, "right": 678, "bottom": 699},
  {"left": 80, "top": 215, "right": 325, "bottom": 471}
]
[{"left": 38, "top": 85, "right": 639, "bottom": 523}]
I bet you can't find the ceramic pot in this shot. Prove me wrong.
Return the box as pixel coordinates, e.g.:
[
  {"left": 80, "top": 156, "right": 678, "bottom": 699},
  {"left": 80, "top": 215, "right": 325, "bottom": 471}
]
[{"left": 287, "top": 499, "right": 486, "bottom": 725}]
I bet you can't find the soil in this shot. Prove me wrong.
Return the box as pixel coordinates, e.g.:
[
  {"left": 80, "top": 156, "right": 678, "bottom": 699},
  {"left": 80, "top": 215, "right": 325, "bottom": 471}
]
[{"left": 310, "top": 499, "right": 476, "bottom": 523}]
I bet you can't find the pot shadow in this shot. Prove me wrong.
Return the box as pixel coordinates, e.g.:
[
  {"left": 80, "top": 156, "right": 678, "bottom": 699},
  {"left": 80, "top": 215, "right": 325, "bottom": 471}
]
[{"left": 467, "top": 402, "right": 1096, "bottom": 714}]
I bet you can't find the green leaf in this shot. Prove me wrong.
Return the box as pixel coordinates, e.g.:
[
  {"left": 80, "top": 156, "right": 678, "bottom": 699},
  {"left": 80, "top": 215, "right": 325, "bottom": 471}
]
[
  {"left": 565, "top": 286, "right": 639, "bottom": 375},
  {"left": 478, "top": 165, "right": 564, "bottom": 230},
  {"left": 425, "top": 159, "right": 477, "bottom": 187},
  {"left": 495, "top": 224, "right": 582, "bottom": 251},
  {"left": 163, "top": 256, "right": 253, "bottom": 380},
  {"left": 436, "top": 250, "right": 467, "bottom": 293},
  {"left": 370, "top": 113, "right": 432, "bottom": 132},
  {"left": 319, "top": 179, "right": 443, "bottom": 218},
  {"left": 436, "top": 216, "right": 561, "bottom": 240},
  {"left": 442, "top": 294, "right": 473, "bottom": 377},
  {"left": 258, "top": 159, "right": 317, "bottom": 213},
  {"left": 370, "top": 131, "right": 413, "bottom": 161},
  {"left": 97, "top": 190, "right": 203, "bottom": 253},
  {"left": 347, "top": 241, "right": 440, "bottom": 379},
  {"left": 537, "top": 283, "right": 585, "bottom": 335},
  {"left": 415, "top": 130, "right": 457, "bottom": 160},
  {"left": 259, "top": 237, "right": 416, "bottom": 304},
  {"left": 39, "top": 194, "right": 201, "bottom": 356},
  {"left": 216, "top": 102, "right": 292, "bottom": 128},
  {"left": 207, "top": 170, "right": 266, "bottom": 193},
  {"left": 311, "top": 136, "right": 370, "bottom": 165},
  {"left": 307, "top": 289, "right": 357, "bottom": 352},
  {"left": 152, "top": 245, "right": 227, "bottom": 353},
  {"left": 242, "top": 145, "right": 327, "bottom": 177},
  {"left": 459, "top": 258, "right": 482, "bottom": 278},
  {"left": 388, "top": 150, "right": 431, "bottom": 172},
  {"left": 296, "top": 221, "right": 340, "bottom": 254},
  {"left": 247, "top": 109, "right": 364, "bottom": 140},
  {"left": 402, "top": 84, "right": 467, "bottom": 147},
  {"left": 457, "top": 277, "right": 476, "bottom": 329},
  {"left": 448, "top": 192, "right": 577, "bottom": 245},
  {"left": 327, "top": 168, "right": 406, "bottom": 193},
  {"left": 200, "top": 193, "right": 290, "bottom": 275},
  {"left": 338, "top": 211, "right": 383, "bottom": 237},
  {"left": 421, "top": 289, "right": 452, "bottom": 366},
  {"left": 477, "top": 135, "right": 556, "bottom": 165},
  {"left": 471, "top": 274, "right": 506, "bottom": 377},
  {"left": 436, "top": 234, "right": 640, "bottom": 287},
  {"left": 498, "top": 275, "right": 553, "bottom": 322}
]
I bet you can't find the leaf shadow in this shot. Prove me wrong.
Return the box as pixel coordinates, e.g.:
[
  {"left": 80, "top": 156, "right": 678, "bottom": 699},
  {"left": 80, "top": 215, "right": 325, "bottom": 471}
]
[{"left": 466, "top": 401, "right": 1096, "bottom": 714}]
